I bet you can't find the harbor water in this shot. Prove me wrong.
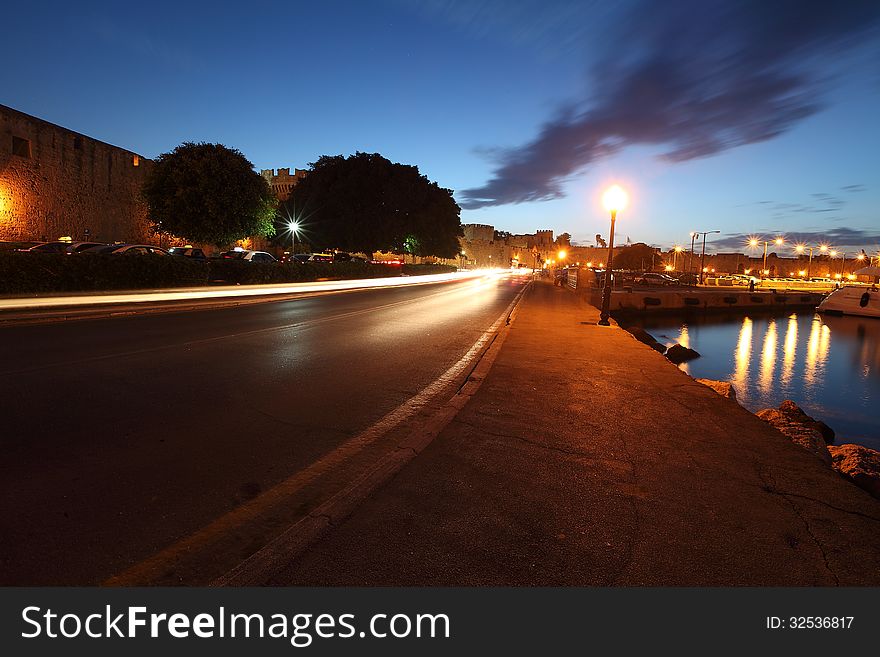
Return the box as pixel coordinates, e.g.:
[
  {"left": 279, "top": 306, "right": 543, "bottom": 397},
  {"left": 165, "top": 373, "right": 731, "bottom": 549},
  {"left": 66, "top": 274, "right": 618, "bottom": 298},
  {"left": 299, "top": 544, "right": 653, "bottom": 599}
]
[{"left": 631, "top": 311, "right": 880, "bottom": 450}]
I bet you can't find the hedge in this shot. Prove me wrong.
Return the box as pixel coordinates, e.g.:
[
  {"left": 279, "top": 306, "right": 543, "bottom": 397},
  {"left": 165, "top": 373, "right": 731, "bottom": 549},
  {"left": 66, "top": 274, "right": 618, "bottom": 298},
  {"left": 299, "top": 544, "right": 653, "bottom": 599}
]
[{"left": 0, "top": 252, "right": 457, "bottom": 295}]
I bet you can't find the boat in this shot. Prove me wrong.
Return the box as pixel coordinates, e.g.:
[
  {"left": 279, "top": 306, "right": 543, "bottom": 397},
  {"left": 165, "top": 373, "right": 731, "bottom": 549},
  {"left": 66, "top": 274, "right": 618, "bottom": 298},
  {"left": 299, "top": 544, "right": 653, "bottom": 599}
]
[{"left": 817, "top": 285, "right": 880, "bottom": 318}]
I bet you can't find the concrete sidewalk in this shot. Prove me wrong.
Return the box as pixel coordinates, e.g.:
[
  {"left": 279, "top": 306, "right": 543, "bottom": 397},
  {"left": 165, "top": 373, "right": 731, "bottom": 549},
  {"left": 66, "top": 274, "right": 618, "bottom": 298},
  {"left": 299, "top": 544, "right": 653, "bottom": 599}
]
[{"left": 271, "top": 281, "right": 880, "bottom": 586}]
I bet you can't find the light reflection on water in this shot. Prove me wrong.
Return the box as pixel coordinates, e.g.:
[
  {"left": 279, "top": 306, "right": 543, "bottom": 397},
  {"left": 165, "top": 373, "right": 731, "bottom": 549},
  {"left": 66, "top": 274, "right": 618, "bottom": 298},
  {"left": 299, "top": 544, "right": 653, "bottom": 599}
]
[{"left": 633, "top": 312, "right": 880, "bottom": 450}]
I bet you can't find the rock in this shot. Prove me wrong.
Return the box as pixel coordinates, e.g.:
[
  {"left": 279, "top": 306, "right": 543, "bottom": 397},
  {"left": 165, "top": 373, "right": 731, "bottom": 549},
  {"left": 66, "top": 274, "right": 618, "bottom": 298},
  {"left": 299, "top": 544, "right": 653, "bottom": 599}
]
[
  {"left": 755, "top": 407, "right": 832, "bottom": 466},
  {"left": 665, "top": 343, "right": 700, "bottom": 364},
  {"left": 695, "top": 378, "right": 737, "bottom": 400},
  {"left": 828, "top": 444, "right": 880, "bottom": 499},
  {"left": 624, "top": 326, "right": 667, "bottom": 354},
  {"left": 778, "top": 400, "right": 835, "bottom": 444}
]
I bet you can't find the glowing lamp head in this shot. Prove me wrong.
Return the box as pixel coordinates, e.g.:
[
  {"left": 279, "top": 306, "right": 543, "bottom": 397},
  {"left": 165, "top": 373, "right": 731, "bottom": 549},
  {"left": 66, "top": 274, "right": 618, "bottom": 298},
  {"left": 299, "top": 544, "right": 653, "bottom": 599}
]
[
  {"left": 775, "top": 237, "right": 783, "bottom": 246},
  {"left": 558, "top": 250, "right": 567, "bottom": 260},
  {"left": 857, "top": 253, "right": 866, "bottom": 260},
  {"left": 674, "top": 246, "right": 683, "bottom": 253},
  {"left": 602, "top": 185, "right": 628, "bottom": 213},
  {"left": 820, "top": 244, "right": 828, "bottom": 253},
  {"left": 795, "top": 245, "right": 805, "bottom": 254},
  {"left": 749, "top": 239, "right": 759, "bottom": 248},
  {"left": 288, "top": 220, "right": 300, "bottom": 232},
  {"left": 830, "top": 250, "right": 837, "bottom": 257},
  {"left": 799, "top": 270, "right": 806, "bottom": 276}
]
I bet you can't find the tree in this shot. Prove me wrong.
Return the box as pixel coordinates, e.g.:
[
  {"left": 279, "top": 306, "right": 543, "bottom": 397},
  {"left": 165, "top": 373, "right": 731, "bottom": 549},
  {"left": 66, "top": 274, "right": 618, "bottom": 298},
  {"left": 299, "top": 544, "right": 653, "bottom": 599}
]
[
  {"left": 612, "top": 243, "right": 660, "bottom": 270},
  {"left": 143, "top": 142, "right": 276, "bottom": 246},
  {"left": 277, "top": 152, "right": 462, "bottom": 257}
]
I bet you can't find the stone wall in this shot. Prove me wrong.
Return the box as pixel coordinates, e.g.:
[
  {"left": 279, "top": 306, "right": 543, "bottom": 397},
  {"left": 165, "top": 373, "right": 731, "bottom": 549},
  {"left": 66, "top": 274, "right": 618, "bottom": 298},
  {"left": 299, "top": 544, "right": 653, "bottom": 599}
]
[{"left": 0, "top": 104, "right": 153, "bottom": 244}]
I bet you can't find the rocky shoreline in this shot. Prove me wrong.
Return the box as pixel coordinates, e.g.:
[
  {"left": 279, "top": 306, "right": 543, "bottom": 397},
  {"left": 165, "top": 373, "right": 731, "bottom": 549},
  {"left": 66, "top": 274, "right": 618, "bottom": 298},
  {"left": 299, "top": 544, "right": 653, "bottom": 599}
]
[
  {"left": 699, "top": 380, "right": 880, "bottom": 499},
  {"left": 620, "top": 323, "right": 880, "bottom": 500}
]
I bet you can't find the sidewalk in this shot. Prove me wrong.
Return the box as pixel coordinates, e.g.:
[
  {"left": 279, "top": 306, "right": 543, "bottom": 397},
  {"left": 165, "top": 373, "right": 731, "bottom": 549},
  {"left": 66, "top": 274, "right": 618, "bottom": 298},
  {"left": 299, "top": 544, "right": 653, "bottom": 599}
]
[{"left": 271, "top": 281, "right": 880, "bottom": 586}]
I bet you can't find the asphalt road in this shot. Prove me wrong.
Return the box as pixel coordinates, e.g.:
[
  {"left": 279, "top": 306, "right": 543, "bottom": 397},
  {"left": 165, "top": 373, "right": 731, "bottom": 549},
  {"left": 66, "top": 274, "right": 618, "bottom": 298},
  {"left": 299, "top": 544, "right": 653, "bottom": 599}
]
[{"left": 0, "top": 272, "right": 528, "bottom": 584}]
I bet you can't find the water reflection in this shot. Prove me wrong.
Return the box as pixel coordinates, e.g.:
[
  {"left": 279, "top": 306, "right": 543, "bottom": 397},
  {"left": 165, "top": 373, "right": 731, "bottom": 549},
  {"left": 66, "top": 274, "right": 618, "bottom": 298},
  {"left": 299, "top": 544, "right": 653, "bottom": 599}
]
[
  {"left": 758, "top": 319, "right": 777, "bottom": 395},
  {"left": 732, "top": 318, "right": 753, "bottom": 405},
  {"left": 781, "top": 314, "right": 798, "bottom": 389},
  {"left": 678, "top": 325, "right": 691, "bottom": 374},
  {"left": 632, "top": 311, "right": 880, "bottom": 449}
]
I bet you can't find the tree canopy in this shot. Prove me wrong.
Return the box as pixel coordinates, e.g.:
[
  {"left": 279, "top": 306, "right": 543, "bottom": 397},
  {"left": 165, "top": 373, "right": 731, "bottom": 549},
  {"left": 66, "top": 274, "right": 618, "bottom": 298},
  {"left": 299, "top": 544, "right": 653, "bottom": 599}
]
[
  {"left": 278, "top": 152, "right": 462, "bottom": 258},
  {"left": 612, "top": 243, "right": 660, "bottom": 270},
  {"left": 143, "top": 142, "right": 276, "bottom": 246}
]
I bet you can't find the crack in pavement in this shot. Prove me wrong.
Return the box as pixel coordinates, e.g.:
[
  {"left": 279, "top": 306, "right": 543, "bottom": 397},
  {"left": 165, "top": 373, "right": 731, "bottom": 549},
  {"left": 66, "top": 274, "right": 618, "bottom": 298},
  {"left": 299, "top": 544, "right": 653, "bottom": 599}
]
[
  {"left": 755, "top": 463, "right": 840, "bottom": 585},
  {"left": 451, "top": 418, "right": 633, "bottom": 464}
]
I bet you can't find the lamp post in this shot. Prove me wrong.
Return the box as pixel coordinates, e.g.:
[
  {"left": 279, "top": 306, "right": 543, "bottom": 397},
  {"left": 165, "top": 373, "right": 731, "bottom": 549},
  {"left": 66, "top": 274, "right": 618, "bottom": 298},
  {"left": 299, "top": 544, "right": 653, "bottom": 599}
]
[
  {"left": 748, "top": 236, "right": 783, "bottom": 279},
  {"left": 673, "top": 245, "right": 683, "bottom": 271},
  {"left": 688, "top": 231, "right": 697, "bottom": 273},
  {"left": 695, "top": 230, "right": 720, "bottom": 284},
  {"left": 598, "top": 185, "right": 628, "bottom": 326},
  {"left": 287, "top": 220, "right": 300, "bottom": 261},
  {"left": 795, "top": 243, "right": 828, "bottom": 278}
]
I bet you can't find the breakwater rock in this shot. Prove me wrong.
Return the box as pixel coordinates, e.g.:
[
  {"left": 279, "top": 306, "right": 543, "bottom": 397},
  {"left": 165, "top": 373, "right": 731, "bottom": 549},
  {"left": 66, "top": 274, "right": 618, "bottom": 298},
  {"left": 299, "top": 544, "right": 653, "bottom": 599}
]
[
  {"left": 623, "top": 326, "right": 667, "bottom": 354},
  {"left": 695, "top": 378, "right": 736, "bottom": 400},
  {"left": 665, "top": 343, "right": 701, "bottom": 364},
  {"left": 756, "top": 402, "right": 833, "bottom": 466},
  {"left": 828, "top": 444, "right": 880, "bottom": 500}
]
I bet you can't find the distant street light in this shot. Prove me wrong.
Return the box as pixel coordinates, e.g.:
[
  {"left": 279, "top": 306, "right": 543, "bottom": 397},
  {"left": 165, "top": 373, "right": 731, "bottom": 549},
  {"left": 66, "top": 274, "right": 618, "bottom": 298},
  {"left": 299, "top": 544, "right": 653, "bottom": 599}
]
[
  {"left": 688, "top": 231, "right": 698, "bottom": 273},
  {"left": 287, "top": 220, "right": 301, "bottom": 260},
  {"left": 748, "top": 236, "right": 783, "bottom": 278},
  {"left": 695, "top": 230, "right": 721, "bottom": 284},
  {"left": 794, "top": 243, "right": 828, "bottom": 278},
  {"left": 673, "top": 245, "right": 683, "bottom": 271},
  {"left": 598, "top": 184, "right": 628, "bottom": 326}
]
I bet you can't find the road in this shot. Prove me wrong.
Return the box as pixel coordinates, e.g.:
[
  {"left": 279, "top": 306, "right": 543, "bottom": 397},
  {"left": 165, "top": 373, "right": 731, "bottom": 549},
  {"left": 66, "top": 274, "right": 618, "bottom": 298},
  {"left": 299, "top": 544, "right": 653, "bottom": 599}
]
[{"left": 0, "top": 272, "right": 528, "bottom": 585}]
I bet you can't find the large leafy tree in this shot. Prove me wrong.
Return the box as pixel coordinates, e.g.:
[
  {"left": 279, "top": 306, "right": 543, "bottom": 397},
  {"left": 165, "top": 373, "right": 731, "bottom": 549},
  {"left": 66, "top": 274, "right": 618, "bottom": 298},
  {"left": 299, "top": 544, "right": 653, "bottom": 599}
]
[
  {"left": 278, "top": 152, "right": 462, "bottom": 257},
  {"left": 613, "top": 243, "right": 661, "bottom": 270},
  {"left": 143, "top": 142, "right": 276, "bottom": 246}
]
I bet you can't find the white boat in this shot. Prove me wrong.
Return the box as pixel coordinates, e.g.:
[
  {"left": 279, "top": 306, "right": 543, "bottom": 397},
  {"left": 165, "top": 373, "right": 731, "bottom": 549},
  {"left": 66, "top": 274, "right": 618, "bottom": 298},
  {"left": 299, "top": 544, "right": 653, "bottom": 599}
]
[{"left": 817, "top": 285, "right": 880, "bottom": 318}]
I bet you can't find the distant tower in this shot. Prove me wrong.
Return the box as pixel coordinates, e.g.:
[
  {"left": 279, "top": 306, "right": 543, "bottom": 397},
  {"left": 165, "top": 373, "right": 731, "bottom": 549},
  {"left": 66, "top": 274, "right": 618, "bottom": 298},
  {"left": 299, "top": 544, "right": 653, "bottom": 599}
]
[{"left": 260, "top": 167, "right": 308, "bottom": 201}]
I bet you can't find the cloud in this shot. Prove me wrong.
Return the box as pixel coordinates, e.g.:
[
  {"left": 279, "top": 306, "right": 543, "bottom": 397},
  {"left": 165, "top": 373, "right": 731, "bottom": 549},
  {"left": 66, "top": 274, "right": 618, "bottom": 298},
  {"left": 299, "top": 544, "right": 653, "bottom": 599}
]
[
  {"left": 460, "top": 0, "right": 880, "bottom": 209},
  {"left": 841, "top": 184, "right": 866, "bottom": 192},
  {"left": 713, "top": 227, "right": 880, "bottom": 251}
]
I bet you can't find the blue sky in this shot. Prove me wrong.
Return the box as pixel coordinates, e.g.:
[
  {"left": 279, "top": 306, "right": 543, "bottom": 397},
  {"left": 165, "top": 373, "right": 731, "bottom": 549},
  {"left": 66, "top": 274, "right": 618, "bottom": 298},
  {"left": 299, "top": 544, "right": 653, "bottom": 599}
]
[{"left": 2, "top": 0, "right": 878, "bottom": 253}]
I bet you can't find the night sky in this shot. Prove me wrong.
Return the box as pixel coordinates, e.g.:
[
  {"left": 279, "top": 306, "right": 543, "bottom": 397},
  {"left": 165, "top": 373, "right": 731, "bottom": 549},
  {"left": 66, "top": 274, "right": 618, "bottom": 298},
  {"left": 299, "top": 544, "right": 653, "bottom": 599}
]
[{"left": 3, "top": 0, "right": 878, "bottom": 253}]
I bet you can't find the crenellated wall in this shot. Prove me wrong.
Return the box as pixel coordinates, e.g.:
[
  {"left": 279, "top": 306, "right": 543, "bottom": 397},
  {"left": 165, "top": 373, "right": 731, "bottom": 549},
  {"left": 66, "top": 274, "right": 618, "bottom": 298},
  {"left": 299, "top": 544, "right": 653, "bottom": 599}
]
[{"left": 0, "top": 104, "right": 152, "bottom": 244}]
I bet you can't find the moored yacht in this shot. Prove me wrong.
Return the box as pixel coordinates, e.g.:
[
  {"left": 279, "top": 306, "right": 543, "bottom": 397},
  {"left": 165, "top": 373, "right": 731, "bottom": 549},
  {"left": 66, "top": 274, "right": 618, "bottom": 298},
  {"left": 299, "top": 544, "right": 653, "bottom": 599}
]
[{"left": 817, "top": 285, "right": 880, "bottom": 318}]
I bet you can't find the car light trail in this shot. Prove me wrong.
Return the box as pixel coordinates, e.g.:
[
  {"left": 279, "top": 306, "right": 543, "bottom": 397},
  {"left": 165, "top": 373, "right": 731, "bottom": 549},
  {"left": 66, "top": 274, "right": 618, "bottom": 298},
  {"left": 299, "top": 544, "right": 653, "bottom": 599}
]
[{"left": 0, "top": 270, "right": 510, "bottom": 312}]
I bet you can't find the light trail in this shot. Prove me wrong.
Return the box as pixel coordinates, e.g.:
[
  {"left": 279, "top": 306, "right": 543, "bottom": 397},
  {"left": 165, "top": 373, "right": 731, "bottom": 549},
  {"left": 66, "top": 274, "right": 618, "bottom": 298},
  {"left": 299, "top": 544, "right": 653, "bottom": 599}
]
[{"left": 0, "top": 269, "right": 513, "bottom": 312}]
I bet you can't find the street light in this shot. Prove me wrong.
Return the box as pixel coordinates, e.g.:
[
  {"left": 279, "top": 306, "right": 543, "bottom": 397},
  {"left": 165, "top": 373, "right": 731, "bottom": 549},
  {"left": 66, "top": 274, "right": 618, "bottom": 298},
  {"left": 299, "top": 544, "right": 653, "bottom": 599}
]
[
  {"left": 748, "top": 236, "right": 783, "bottom": 278},
  {"left": 287, "top": 220, "right": 301, "bottom": 260},
  {"left": 695, "top": 230, "right": 721, "bottom": 284},
  {"left": 688, "top": 231, "right": 698, "bottom": 273},
  {"left": 794, "top": 243, "right": 828, "bottom": 278},
  {"left": 672, "top": 245, "right": 683, "bottom": 271},
  {"left": 598, "top": 184, "right": 628, "bottom": 326}
]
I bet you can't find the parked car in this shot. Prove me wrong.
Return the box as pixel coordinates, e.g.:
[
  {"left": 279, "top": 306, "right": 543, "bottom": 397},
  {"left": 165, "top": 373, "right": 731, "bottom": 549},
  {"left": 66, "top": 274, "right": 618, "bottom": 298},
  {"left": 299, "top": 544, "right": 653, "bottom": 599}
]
[
  {"left": 219, "top": 249, "right": 277, "bottom": 263},
  {"left": 80, "top": 244, "right": 170, "bottom": 255},
  {"left": 168, "top": 246, "right": 208, "bottom": 260},
  {"left": 18, "top": 240, "right": 105, "bottom": 254},
  {"left": 168, "top": 246, "right": 207, "bottom": 260},
  {"left": 637, "top": 272, "right": 677, "bottom": 286},
  {"left": 306, "top": 253, "right": 333, "bottom": 263}
]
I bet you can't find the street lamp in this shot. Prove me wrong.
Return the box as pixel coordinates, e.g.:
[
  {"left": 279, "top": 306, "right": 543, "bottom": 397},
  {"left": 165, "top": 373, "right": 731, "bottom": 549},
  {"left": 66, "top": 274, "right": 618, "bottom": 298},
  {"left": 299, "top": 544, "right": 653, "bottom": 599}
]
[
  {"left": 794, "top": 243, "right": 828, "bottom": 278},
  {"left": 688, "top": 231, "right": 698, "bottom": 273},
  {"left": 748, "top": 236, "right": 783, "bottom": 278},
  {"left": 598, "top": 184, "right": 628, "bottom": 326},
  {"left": 287, "top": 220, "right": 301, "bottom": 260},
  {"left": 695, "top": 230, "right": 721, "bottom": 284},
  {"left": 672, "top": 245, "right": 683, "bottom": 271}
]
